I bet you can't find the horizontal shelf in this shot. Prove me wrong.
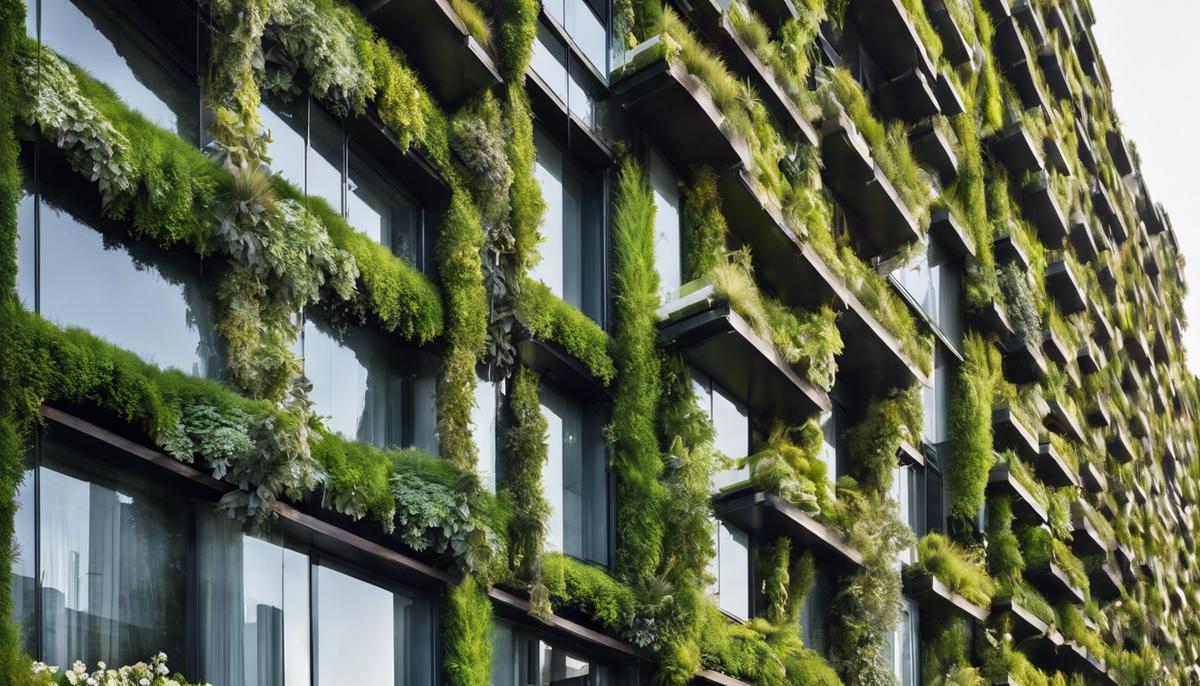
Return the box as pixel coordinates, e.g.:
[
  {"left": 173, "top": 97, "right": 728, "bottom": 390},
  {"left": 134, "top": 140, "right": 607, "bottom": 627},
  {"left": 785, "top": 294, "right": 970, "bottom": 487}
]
[
  {"left": 357, "top": 0, "right": 501, "bottom": 107},
  {"left": 516, "top": 330, "right": 611, "bottom": 404},
  {"left": 1077, "top": 339, "right": 1105, "bottom": 375},
  {"left": 1088, "top": 559, "right": 1123, "bottom": 601},
  {"left": 1044, "top": 259, "right": 1086, "bottom": 315},
  {"left": 713, "top": 166, "right": 929, "bottom": 396},
  {"left": 1001, "top": 336, "right": 1049, "bottom": 384},
  {"left": 988, "top": 464, "right": 1049, "bottom": 524},
  {"left": 929, "top": 0, "right": 974, "bottom": 65},
  {"left": 930, "top": 207, "right": 976, "bottom": 258},
  {"left": 993, "top": 16, "right": 1050, "bottom": 110},
  {"left": 991, "top": 598, "right": 1059, "bottom": 645},
  {"left": 985, "top": 122, "right": 1045, "bottom": 176},
  {"left": 875, "top": 68, "right": 942, "bottom": 122},
  {"left": 1025, "top": 562, "right": 1086, "bottom": 604},
  {"left": 658, "top": 297, "right": 831, "bottom": 425},
  {"left": 1038, "top": 47, "right": 1072, "bottom": 100},
  {"left": 971, "top": 298, "right": 1016, "bottom": 340},
  {"left": 715, "top": 488, "right": 864, "bottom": 568},
  {"left": 1022, "top": 177, "right": 1069, "bottom": 247},
  {"left": 1043, "top": 135, "right": 1072, "bottom": 176},
  {"left": 1070, "top": 517, "right": 1109, "bottom": 557},
  {"left": 1041, "top": 328, "right": 1071, "bottom": 366},
  {"left": 820, "top": 113, "right": 923, "bottom": 259},
  {"left": 1108, "top": 427, "right": 1136, "bottom": 464},
  {"left": 613, "top": 51, "right": 751, "bottom": 172},
  {"left": 993, "top": 408, "right": 1040, "bottom": 461},
  {"left": 1035, "top": 441, "right": 1080, "bottom": 488},
  {"left": 846, "top": 0, "right": 937, "bottom": 78},
  {"left": 1069, "top": 213, "right": 1100, "bottom": 264},
  {"left": 903, "top": 569, "right": 990, "bottom": 621},
  {"left": 1044, "top": 397, "right": 1086, "bottom": 443},
  {"left": 1106, "top": 130, "right": 1135, "bottom": 177},
  {"left": 1079, "top": 461, "right": 1107, "bottom": 494},
  {"left": 993, "top": 233, "right": 1031, "bottom": 270},
  {"left": 910, "top": 120, "right": 960, "bottom": 185}
]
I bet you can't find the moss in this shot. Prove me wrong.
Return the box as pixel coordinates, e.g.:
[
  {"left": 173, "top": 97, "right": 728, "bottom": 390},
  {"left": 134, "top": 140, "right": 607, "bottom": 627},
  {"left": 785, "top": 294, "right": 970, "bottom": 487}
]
[
  {"left": 443, "top": 575, "right": 493, "bottom": 686},
  {"left": 922, "top": 617, "right": 972, "bottom": 684},
  {"left": 911, "top": 533, "right": 996, "bottom": 607},
  {"left": 514, "top": 280, "right": 616, "bottom": 384},
  {"left": 947, "top": 332, "right": 1001, "bottom": 525},
  {"left": 698, "top": 603, "right": 842, "bottom": 686},
  {"left": 492, "top": 0, "right": 538, "bottom": 80},
  {"left": 608, "top": 160, "right": 666, "bottom": 581},
  {"left": 543, "top": 553, "right": 636, "bottom": 632}
]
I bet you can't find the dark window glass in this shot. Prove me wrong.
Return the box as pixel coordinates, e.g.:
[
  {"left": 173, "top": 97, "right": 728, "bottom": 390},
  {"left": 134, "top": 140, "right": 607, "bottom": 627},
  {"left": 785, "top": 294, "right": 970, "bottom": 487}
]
[
  {"left": 37, "top": 430, "right": 191, "bottom": 671},
  {"left": 16, "top": 182, "right": 35, "bottom": 308},
  {"left": 11, "top": 460, "right": 36, "bottom": 657},
  {"left": 801, "top": 565, "right": 834, "bottom": 657},
  {"left": 307, "top": 103, "right": 344, "bottom": 213},
  {"left": 303, "top": 311, "right": 438, "bottom": 453},
  {"left": 347, "top": 147, "right": 421, "bottom": 266},
  {"left": 539, "top": 385, "right": 608, "bottom": 565},
  {"left": 42, "top": 0, "right": 199, "bottom": 144},
  {"left": 493, "top": 622, "right": 637, "bottom": 685}
]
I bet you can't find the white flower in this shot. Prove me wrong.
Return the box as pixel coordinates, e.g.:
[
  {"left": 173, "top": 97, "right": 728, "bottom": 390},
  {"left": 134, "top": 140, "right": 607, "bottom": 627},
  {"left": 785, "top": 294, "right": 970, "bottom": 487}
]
[{"left": 140, "top": 679, "right": 150, "bottom": 686}]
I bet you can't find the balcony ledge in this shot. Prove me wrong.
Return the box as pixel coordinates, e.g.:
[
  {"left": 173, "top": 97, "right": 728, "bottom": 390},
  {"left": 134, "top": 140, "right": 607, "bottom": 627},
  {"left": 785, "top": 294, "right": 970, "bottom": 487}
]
[
  {"left": 987, "top": 464, "right": 1049, "bottom": 525},
  {"left": 1025, "top": 562, "right": 1086, "bottom": 604},
  {"left": 357, "top": 0, "right": 501, "bottom": 107},
  {"left": 1106, "top": 130, "right": 1135, "bottom": 177},
  {"left": 1044, "top": 259, "right": 1086, "bottom": 315},
  {"left": 1080, "top": 461, "right": 1107, "bottom": 494},
  {"left": 658, "top": 294, "right": 831, "bottom": 425},
  {"left": 846, "top": 0, "right": 937, "bottom": 78},
  {"left": 1037, "top": 47, "right": 1073, "bottom": 100},
  {"left": 1108, "top": 427, "right": 1136, "bottom": 464},
  {"left": 1069, "top": 214, "right": 1100, "bottom": 264},
  {"left": 820, "top": 113, "right": 923, "bottom": 260},
  {"left": 875, "top": 68, "right": 942, "bottom": 122},
  {"left": 930, "top": 208, "right": 977, "bottom": 258},
  {"left": 986, "top": 122, "right": 1045, "bottom": 176},
  {"left": 1044, "top": 397, "right": 1086, "bottom": 443},
  {"left": 516, "top": 328, "right": 612, "bottom": 404},
  {"left": 1070, "top": 517, "right": 1110, "bottom": 557},
  {"left": 1089, "top": 560, "right": 1123, "bottom": 601},
  {"left": 715, "top": 488, "right": 864, "bottom": 568},
  {"left": 1041, "top": 328, "right": 1071, "bottom": 366},
  {"left": 910, "top": 121, "right": 960, "bottom": 185},
  {"left": 1077, "top": 340, "right": 1105, "bottom": 375},
  {"left": 1043, "top": 136, "right": 1072, "bottom": 176},
  {"left": 991, "top": 598, "right": 1059, "bottom": 645},
  {"left": 929, "top": 0, "right": 975, "bottom": 66},
  {"left": 1035, "top": 441, "right": 1081, "bottom": 489},
  {"left": 1022, "top": 177, "right": 1070, "bottom": 246},
  {"left": 993, "top": 408, "right": 1040, "bottom": 461},
  {"left": 903, "top": 569, "right": 990, "bottom": 622},
  {"left": 1002, "top": 336, "right": 1049, "bottom": 384}
]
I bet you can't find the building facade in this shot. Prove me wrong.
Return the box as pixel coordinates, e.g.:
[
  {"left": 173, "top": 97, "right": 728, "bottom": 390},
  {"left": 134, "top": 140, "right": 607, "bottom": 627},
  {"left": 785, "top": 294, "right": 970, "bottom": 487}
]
[{"left": 0, "top": 0, "right": 1195, "bottom": 685}]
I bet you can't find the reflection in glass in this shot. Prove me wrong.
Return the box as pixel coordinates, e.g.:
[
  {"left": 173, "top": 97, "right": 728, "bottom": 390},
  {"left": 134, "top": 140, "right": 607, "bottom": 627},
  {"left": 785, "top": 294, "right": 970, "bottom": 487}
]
[
  {"left": 647, "top": 142, "right": 682, "bottom": 297},
  {"left": 691, "top": 372, "right": 749, "bottom": 490},
  {"left": 37, "top": 189, "right": 221, "bottom": 379},
  {"left": 16, "top": 184, "right": 34, "bottom": 308},
  {"left": 472, "top": 377, "right": 499, "bottom": 493},
  {"left": 539, "top": 386, "right": 607, "bottom": 564},
  {"left": 314, "top": 564, "right": 431, "bottom": 686},
  {"left": 307, "top": 104, "right": 344, "bottom": 212},
  {"left": 42, "top": 0, "right": 198, "bottom": 143},
  {"left": 494, "top": 623, "right": 635, "bottom": 686},
  {"left": 715, "top": 521, "right": 750, "bottom": 620},
  {"left": 38, "top": 436, "right": 189, "bottom": 670},
  {"left": 260, "top": 96, "right": 307, "bottom": 191},
  {"left": 530, "top": 22, "right": 596, "bottom": 127},
  {"left": 348, "top": 148, "right": 421, "bottom": 265},
  {"left": 801, "top": 565, "right": 834, "bottom": 657},
  {"left": 11, "top": 464, "right": 35, "bottom": 656}
]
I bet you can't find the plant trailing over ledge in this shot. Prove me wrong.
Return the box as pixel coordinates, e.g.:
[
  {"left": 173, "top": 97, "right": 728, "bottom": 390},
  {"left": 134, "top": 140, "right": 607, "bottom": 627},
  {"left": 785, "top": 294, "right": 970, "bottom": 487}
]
[
  {"left": 743, "top": 420, "right": 832, "bottom": 515},
  {"left": 948, "top": 332, "right": 1001, "bottom": 531},
  {"left": 499, "top": 363, "right": 551, "bottom": 615},
  {"left": 910, "top": 533, "right": 996, "bottom": 608}
]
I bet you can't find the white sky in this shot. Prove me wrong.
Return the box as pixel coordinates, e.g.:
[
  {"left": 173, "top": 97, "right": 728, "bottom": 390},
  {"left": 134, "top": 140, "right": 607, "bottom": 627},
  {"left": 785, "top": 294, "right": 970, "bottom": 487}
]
[{"left": 1091, "top": 0, "right": 1200, "bottom": 372}]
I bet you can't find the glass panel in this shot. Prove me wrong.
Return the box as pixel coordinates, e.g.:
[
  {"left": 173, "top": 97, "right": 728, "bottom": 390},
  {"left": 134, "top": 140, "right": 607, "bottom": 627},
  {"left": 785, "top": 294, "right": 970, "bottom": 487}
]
[
  {"left": 540, "top": 388, "right": 570, "bottom": 554},
  {"left": 307, "top": 102, "right": 344, "bottom": 212},
  {"left": 411, "top": 374, "right": 439, "bottom": 456},
  {"left": 800, "top": 564, "right": 833, "bottom": 657},
  {"left": 473, "top": 378, "right": 499, "bottom": 492},
  {"left": 531, "top": 128, "right": 566, "bottom": 299},
  {"left": 282, "top": 548, "right": 310, "bottom": 686},
  {"left": 491, "top": 622, "right": 517, "bottom": 686},
  {"left": 540, "top": 386, "right": 606, "bottom": 563},
  {"left": 16, "top": 182, "right": 34, "bottom": 308},
  {"left": 314, "top": 564, "right": 431, "bottom": 686},
  {"left": 11, "top": 463, "right": 35, "bottom": 656},
  {"left": 820, "top": 408, "right": 840, "bottom": 484},
  {"left": 38, "top": 188, "right": 221, "bottom": 379},
  {"left": 347, "top": 147, "right": 421, "bottom": 265},
  {"left": 38, "top": 434, "right": 190, "bottom": 670},
  {"left": 260, "top": 95, "right": 307, "bottom": 191},
  {"left": 540, "top": 641, "right": 591, "bottom": 685},
  {"left": 42, "top": 0, "right": 199, "bottom": 143},
  {"left": 717, "top": 523, "right": 750, "bottom": 620},
  {"left": 711, "top": 382, "right": 749, "bottom": 489},
  {"left": 531, "top": 23, "right": 569, "bottom": 105},
  {"left": 304, "top": 312, "right": 410, "bottom": 450},
  {"left": 566, "top": 0, "right": 607, "bottom": 74},
  {"left": 893, "top": 250, "right": 934, "bottom": 326},
  {"left": 935, "top": 244, "right": 964, "bottom": 344},
  {"left": 646, "top": 142, "right": 682, "bottom": 297}
]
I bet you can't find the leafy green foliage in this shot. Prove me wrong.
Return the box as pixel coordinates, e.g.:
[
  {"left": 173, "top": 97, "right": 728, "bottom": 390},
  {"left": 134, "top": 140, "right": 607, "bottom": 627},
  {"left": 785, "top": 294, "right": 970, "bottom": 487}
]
[
  {"left": 922, "top": 618, "right": 974, "bottom": 686},
  {"left": 911, "top": 533, "right": 996, "bottom": 607},
  {"left": 492, "top": 0, "right": 538, "bottom": 79},
  {"left": 543, "top": 553, "right": 637, "bottom": 632},
  {"left": 698, "top": 603, "right": 842, "bottom": 686},
  {"left": 846, "top": 387, "right": 923, "bottom": 496},
  {"left": 986, "top": 496, "right": 1025, "bottom": 579},
  {"left": 682, "top": 166, "right": 727, "bottom": 282},
  {"left": 499, "top": 364, "right": 551, "bottom": 614},
  {"left": 608, "top": 160, "right": 666, "bottom": 582},
  {"left": 743, "top": 421, "right": 831, "bottom": 515},
  {"left": 443, "top": 575, "right": 493, "bottom": 686},
  {"left": 948, "top": 332, "right": 1001, "bottom": 525},
  {"left": 515, "top": 280, "right": 616, "bottom": 384}
]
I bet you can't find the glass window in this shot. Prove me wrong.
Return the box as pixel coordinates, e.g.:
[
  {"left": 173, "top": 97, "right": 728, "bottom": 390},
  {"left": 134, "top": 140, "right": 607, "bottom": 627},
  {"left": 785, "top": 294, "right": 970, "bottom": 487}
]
[
  {"left": 260, "top": 95, "right": 307, "bottom": 191},
  {"left": 707, "top": 519, "right": 750, "bottom": 620},
  {"left": 820, "top": 402, "right": 847, "bottom": 485},
  {"left": 531, "top": 22, "right": 599, "bottom": 128},
  {"left": 472, "top": 376, "right": 500, "bottom": 493},
  {"left": 646, "top": 141, "right": 682, "bottom": 298},
  {"left": 303, "top": 311, "right": 437, "bottom": 452},
  {"left": 892, "top": 238, "right": 964, "bottom": 344},
  {"left": 923, "top": 346, "right": 952, "bottom": 446},
  {"left": 540, "top": 385, "right": 608, "bottom": 564},
  {"left": 37, "top": 182, "right": 221, "bottom": 379},
  {"left": 892, "top": 599, "right": 919, "bottom": 686},
  {"left": 800, "top": 564, "right": 834, "bottom": 657},
  {"left": 692, "top": 372, "right": 749, "bottom": 490},
  {"left": 197, "top": 510, "right": 311, "bottom": 686},
  {"left": 41, "top": 0, "right": 199, "bottom": 143},
  {"left": 307, "top": 104, "right": 345, "bottom": 213},
  {"left": 16, "top": 182, "right": 35, "bottom": 308},
  {"left": 37, "top": 432, "right": 190, "bottom": 671},
  {"left": 313, "top": 563, "right": 433, "bottom": 686},
  {"left": 530, "top": 127, "right": 605, "bottom": 323},
  {"left": 11, "top": 461, "right": 36, "bottom": 657},
  {"left": 493, "top": 623, "right": 636, "bottom": 686},
  {"left": 347, "top": 147, "right": 422, "bottom": 266}
]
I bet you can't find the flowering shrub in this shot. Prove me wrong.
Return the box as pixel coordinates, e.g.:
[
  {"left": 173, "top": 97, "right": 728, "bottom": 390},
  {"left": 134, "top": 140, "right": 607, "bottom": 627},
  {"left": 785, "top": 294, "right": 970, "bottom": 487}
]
[{"left": 30, "top": 653, "right": 207, "bottom": 686}]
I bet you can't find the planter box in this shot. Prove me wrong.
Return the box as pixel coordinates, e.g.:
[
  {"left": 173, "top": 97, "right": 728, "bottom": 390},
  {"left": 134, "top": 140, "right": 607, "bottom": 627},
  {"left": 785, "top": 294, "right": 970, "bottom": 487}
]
[
  {"left": 361, "top": 0, "right": 501, "bottom": 106},
  {"left": 1080, "top": 461, "right": 1107, "bottom": 494},
  {"left": 1038, "top": 47, "right": 1072, "bottom": 100},
  {"left": 1022, "top": 176, "right": 1070, "bottom": 246},
  {"left": 1075, "top": 119, "right": 1099, "bottom": 174},
  {"left": 875, "top": 68, "right": 941, "bottom": 122},
  {"left": 930, "top": 208, "right": 976, "bottom": 258},
  {"left": 993, "top": 16, "right": 1050, "bottom": 110},
  {"left": 1106, "top": 130, "right": 1135, "bottom": 176},
  {"left": 1089, "top": 560, "right": 1123, "bottom": 601},
  {"left": 1044, "top": 397, "right": 1086, "bottom": 443},
  {"left": 903, "top": 570, "right": 990, "bottom": 621},
  {"left": 1041, "top": 328, "right": 1072, "bottom": 366},
  {"left": 1077, "top": 340, "right": 1105, "bottom": 375},
  {"left": 1002, "top": 336, "right": 1049, "bottom": 383},
  {"left": 993, "top": 408, "right": 1040, "bottom": 460},
  {"left": 1069, "top": 213, "right": 1100, "bottom": 263},
  {"left": 1043, "top": 135, "right": 1072, "bottom": 176},
  {"left": 1025, "top": 562, "right": 1086, "bottom": 604},
  {"left": 1070, "top": 517, "right": 1109, "bottom": 557},
  {"left": 987, "top": 464, "right": 1049, "bottom": 524},
  {"left": 1045, "top": 259, "right": 1086, "bottom": 315},
  {"left": 820, "top": 113, "right": 923, "bottom": 259},
  {"left": 1108, "top": 427, "right": 1136, "bottom": 464},
  {"left": 613, "top": 52, "right": 751, "bottom": 172},
  {"left": 910, "top": 120, "right": 960, "bottom": 185},
  {"left": 658, "top": 295, "right": 830, "bottom": 425},
  {"left": 1035, "top": 441, "right": 1080, "bottom": 488},
  {"left": 928, "top": 0, "right": 975, "bottom": 65},
  {"left": 715, "top": 488, "right": 864, "bottom": 568},
  {"left": 846, "top": 0, "right": 937, "bottom": 78},
  {"left": 972, "top": 298, "right": 1016, "bottom": 339},
  {"left": 985, "top": 122, "right": 1045, "bottom": 176}
]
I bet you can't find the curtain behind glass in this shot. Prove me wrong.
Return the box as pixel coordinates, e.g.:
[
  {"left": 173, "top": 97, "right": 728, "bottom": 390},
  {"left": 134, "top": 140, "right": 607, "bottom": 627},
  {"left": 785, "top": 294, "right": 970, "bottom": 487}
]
[
  {"left": 198, "top": 508, "right": 246, "bottom": 686},
  {"left": 38, "top": 446, "right": 188, "bottom": 669}
]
